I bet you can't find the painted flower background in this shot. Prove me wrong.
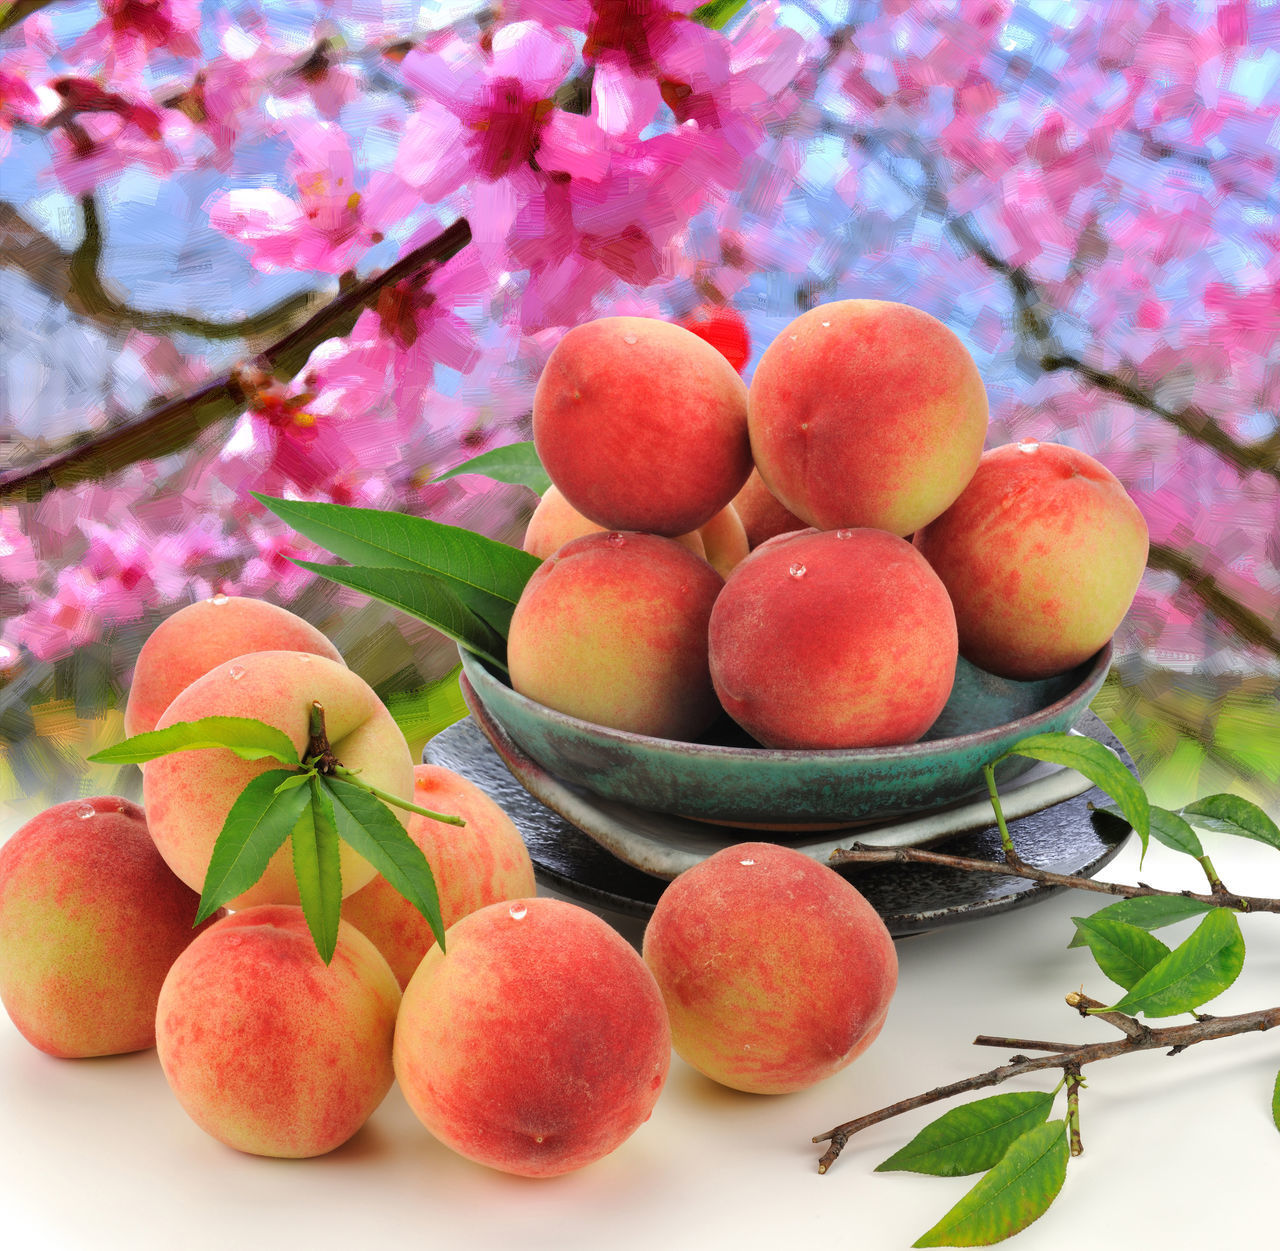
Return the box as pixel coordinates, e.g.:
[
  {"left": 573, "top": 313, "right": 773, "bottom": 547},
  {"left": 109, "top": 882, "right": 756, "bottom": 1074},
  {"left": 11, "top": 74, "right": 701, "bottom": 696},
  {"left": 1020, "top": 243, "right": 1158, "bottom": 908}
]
[{"left": 1, "top": 0, "right": 1277, "bottom": 816}]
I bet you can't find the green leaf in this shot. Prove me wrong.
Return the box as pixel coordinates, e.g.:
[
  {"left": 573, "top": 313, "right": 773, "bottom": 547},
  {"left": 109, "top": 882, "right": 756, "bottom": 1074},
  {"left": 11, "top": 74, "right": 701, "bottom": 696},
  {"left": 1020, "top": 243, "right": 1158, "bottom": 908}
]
[
  {"left": 321, "top": 775, "right": 446, "bottom": 952},
  {"left": 1066, "top": 895, "right": 1215, "bottom": 946},
  {"left": 431, "top": 441, "right": 551, "bottom": 495},
  {"left": 291, "top": 562, "right": 508, "bottom": 670},
  {"left": 195, "top": 769, "right": 310, "bottom": 923},
  {"left": 384, "top": 665, "right": 469, "bottom": 748},
  {"left": 1000, "top": 732, "right": 1149, "bottom": 855},
  {"left": 87, "top": 716, "right": 300, "bottom": 766},
  {"left": 1069, "top": 915, "right": 1171, "bottom": 991},
  {"left": 913, "top": 1120, "right": 1069, "bottom": 1248},
  {"left": 692, "top": 0, "right": 750, "bottom": 30},
  {"left": 877, "top": 1092, "right": 1056, "bottom": 1177},
  {"left": 1272, "top": 1067, "right": 1280, "bottom": 1135},
  {"left": 292, "top": 777, "right": 343, "bottom": 964},
  {"left": 1182, "top": 794, "right": 1280, "bottom": 852},
  {"left": 253, "top": 493, "right": 540, "bottom": 634},
  {"left": 1098, "top": 908, "right": 1246, "bottom": 1019},
  {"left": 1143, "top": 804, "right": 1205, "bottom": 858}
]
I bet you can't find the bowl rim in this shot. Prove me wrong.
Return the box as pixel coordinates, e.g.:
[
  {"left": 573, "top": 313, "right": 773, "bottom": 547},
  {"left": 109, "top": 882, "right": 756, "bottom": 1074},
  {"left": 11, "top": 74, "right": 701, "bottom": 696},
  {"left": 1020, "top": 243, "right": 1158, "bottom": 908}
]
[{"left": 458, "top": 638, "right": 1113, "bottom": 763}]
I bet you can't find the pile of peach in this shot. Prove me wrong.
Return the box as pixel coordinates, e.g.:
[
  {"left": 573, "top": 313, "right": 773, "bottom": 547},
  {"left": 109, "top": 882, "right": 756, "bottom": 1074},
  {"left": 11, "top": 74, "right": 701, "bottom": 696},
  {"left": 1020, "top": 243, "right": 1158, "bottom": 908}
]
[
  {"left": 514, "top": 301, "right": 1150, "bottom": 749},
  {"left": 0, "top": 595, "right": 897, "bottom": 1177}
]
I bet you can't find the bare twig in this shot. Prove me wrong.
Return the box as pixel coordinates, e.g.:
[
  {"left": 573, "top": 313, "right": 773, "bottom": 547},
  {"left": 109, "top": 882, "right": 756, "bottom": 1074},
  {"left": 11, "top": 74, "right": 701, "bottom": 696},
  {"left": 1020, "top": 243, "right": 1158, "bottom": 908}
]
[
  {"left": 827, "top": 844, "right": 1279, "bottom": 914},
  {"left": 0, "top": 217, "right": 472, "bottom": 503},
  {"left": 0, "top": 0, "right": 61, "bottom": 35},
  {"left": 0, "top": 199, "right": 321, "bottom": 343},
  {"left": 813, "top": 1001, "right": 1280, "bottom": 1173}
]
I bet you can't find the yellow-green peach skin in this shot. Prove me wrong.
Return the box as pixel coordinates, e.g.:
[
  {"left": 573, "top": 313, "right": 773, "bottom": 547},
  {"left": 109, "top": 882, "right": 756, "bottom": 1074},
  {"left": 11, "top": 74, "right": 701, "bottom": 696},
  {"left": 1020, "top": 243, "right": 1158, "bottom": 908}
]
[
  {"left": 642, "top": 843, "right": 898, "bottom": 1094},
  {"left": 341, "top": 764, "right": 536, "bottom": 989},
  {"left": 913, "top": 440, "right": 1150, "bottom": 680},
  {"left": 748, "top": 300, "right": 989, "bottom": 536},
  {"left": 155, "top": 905, "right": 400, "bottom": 1158},
  {"left": 394, "top": 897, "right": 671, "bottom": 1177},
  {"left": 507, "top": 530, "right": 725, "bottom": 741},
  {"left": 123, "top": 595, "right": 344, "bottom": 738},
  {"left": 0, "top": 797, "right": 219, "bottom": 1058},
  {"left": 142, "top": 650, "right": 415, "bottom": 907}
]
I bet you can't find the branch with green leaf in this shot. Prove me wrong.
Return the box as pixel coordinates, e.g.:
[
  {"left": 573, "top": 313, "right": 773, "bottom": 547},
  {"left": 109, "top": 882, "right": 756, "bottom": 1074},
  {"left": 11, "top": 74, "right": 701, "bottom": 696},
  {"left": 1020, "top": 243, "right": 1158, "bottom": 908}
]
[
  {"left": 818, "top": 731, "right": 1280, "bottom": 1245},
  {"left": 88, "top": 703, "right": 461, "bottom": 963}
]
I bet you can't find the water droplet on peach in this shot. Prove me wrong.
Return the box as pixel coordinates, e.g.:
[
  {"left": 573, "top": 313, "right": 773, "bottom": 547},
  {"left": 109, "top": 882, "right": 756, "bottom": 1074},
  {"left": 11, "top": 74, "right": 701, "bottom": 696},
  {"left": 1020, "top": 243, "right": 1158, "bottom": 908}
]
[
  {"left": 1017, "top": 438, "right": 1040, "bottom": 454},
  {"left": 209, "top": 593, "right": 230, "bottom": 605},
  {"left": 228, "top": 664, "right": 247, "bottom": 680},
  {"left": 508, "top": 903, "right": 528, "bottom": 921},
  {"left": 739, "top": 858, "right": 756, "bottom": 866},
  {"left": 622, "top": 334, "right": 638, "bottom": 345},
  {"left": 835, "top": 528, "right": 854, "bottom": 539},
  {"left": 821, "top": 320, "right": 831, "bottom": 328},
  {"left": 607, "top": 532, "right": 625, "bottom": 547},
  {"left": 76, "top": 802, "right": 96, "bottom": 820},
  {"left": 788, "top": 563, "right": 806, "bottom": 579}
]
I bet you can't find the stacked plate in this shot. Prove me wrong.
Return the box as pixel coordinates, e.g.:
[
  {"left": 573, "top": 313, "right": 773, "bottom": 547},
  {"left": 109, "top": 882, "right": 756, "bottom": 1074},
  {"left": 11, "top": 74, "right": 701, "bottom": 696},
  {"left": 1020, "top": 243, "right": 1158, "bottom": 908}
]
[{"left": 426, "top": 643, "right": 1133, "bottom": 937}]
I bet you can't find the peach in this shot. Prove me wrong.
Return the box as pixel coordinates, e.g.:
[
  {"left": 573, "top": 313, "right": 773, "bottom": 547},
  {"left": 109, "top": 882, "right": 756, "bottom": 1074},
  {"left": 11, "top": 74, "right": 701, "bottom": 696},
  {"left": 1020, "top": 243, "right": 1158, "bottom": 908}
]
[
  {"left": 914, "top": 440, "right": 1150, "bottom": 679},
  {"left": 748, "top": 300, "right": 989, "bottom": 535},
  {"left": 155, "top": 905, "right": 400, "bottom": 1158},
  {"left": 341, "top": 765, "right": 536, "bottom": 988},
  {"left": 533, "top": 316, "right": 752, "bottom": 535},
  {"left": 708, "top": 528, "right": 958, "bottom": 749},
  {"left": 697, "top": 504, "right": 750, "bottom": 578},
  {"left": 0, "top": 797, "right": 217, "bottom": 1058},
  {"left": 124, "top": 595, "right": 343, "bottom": 737},
  {"left": 731, "top": 468, "right": 805, "bottom": 549},
  {"left": 522, "top": 484, "right": 707, "bottom": 561},
  {"left": 143, "top": 650, "right": 415, "bottom": 907},
  {"left": 642, "top": 842, "right": 897, "bottom": 1094},
  {"left": 394, "top": 897, "right": 671, "bottom": 1177},
  {"left": 507, "top": 531, "right": 725, "bottom": 740}
]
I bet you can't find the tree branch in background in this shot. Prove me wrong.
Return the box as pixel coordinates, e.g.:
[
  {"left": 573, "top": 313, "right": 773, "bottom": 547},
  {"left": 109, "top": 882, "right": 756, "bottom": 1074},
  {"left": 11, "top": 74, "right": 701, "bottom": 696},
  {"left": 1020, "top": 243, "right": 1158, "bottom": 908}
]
[
  {"left": 0, "top": 217, "right": 473, "bottom": 503},
  {"left": 0, "top": 0, "right": 62, "bottom": 37},
  {"left": 0, "top": 199, "right": 322, "bottom": 342},
  {"left": 1146, "top": 542, "right": 1280, "bottom": 659}
]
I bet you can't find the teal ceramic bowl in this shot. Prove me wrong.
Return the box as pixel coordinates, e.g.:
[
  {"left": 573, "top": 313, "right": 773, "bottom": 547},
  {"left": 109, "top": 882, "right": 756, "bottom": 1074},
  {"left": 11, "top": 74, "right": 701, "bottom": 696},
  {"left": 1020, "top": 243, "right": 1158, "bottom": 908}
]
[{"left": 457, "top": 642, "right": 1112, "bottom": 828}]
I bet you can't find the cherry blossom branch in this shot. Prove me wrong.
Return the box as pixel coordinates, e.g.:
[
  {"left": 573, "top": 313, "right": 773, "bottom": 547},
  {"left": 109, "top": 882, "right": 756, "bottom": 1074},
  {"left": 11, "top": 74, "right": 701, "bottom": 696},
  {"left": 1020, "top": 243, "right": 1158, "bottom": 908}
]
[
  {"left": 837, "top": 122, "right": 1280, "bottom": 484},
  {"left": 0, "top": 199, "right": 321, "bottom": 341},
  {"left": 0, "top": 216, "right": 472, "bottom": 504},
  {"left": 1146, "top": 540, "right": 1280, "bottom": 659},
  {"left": 812, "top": 999, "right": 1280, "bottom": 1173},
  {"left": 827, "top": 843, "right": 1280, "bottom": 915}
]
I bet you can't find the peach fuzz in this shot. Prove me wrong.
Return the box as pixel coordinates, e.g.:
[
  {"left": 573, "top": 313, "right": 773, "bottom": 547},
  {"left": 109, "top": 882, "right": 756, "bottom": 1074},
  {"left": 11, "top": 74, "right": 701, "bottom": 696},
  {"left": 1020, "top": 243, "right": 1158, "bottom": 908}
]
[
  {"left": 341, "top": 764, "right": 536, "bottom": 988},
  {"left": 731, "top": 467, "right": 805, "bottom": 549},
  {"left": 533, "top": 316, "right": 751, "bottom": 535},
  {"left": 124, "top": 595, "right": 343, "bottom": 738},
  {"left": 709, "top": 528, "right": 958, "bottom": 750},
  {"left": 642, "top": 842, "right": 898, "bottom": 1095},
  {"left": 522, "top": 484, "right": 707, "bottom": 561},
  {"left": 394, "top": 897, "right": 671, "bottom": 1177},
  {"left": 143, "top": 650, "right": 415, "bottom": 907},
  {"left": 155, "top": 905, "right": 400, "bottom": 1158},
  {"left": 0, "top": 797, "right": 218, "bottom": 1058},
  {"left": 507, "top": 530, "right": 725, "bottom": 740},
  {"left": 748, "top": 300, "right": 989, "bottom": 535},
  {"left": 914, "top": 440, "right": 1150, "bottom": 679}
]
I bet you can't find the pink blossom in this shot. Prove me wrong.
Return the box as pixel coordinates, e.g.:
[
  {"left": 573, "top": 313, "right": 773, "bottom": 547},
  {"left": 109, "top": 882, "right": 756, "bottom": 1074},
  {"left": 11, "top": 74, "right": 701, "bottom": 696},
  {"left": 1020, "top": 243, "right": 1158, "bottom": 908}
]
[{"left": 208, "top": 118, "right": 378, "bottom": 273}]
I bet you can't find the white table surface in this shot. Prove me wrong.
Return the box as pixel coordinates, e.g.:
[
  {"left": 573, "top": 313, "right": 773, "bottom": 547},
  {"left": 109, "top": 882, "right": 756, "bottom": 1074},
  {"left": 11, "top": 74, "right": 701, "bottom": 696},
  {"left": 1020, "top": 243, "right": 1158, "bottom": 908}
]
[{"left": 2, "top": 800, "right": 1277, "bottom": 1251}]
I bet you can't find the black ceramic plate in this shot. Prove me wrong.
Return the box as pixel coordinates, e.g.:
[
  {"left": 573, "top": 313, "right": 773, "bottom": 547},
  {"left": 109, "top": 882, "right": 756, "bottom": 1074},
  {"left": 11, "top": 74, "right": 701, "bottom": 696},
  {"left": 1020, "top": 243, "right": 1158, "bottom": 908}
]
[{"left": 425, "top": 711, "right": 1133, "bottom": 938}]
